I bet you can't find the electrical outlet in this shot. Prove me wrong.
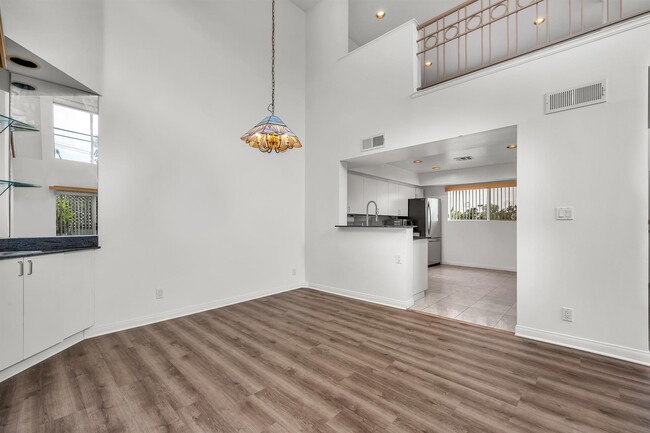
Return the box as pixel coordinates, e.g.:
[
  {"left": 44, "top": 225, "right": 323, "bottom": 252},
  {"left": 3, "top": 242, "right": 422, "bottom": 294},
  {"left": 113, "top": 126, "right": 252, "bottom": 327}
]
[
  {"left": 156, "top": 288, "right": 164, "bottom": 300},
  {"left": 396, "top": 255, "right": 402, "bottom": 264},
  {"left": 291, "top": 268, "right": 297, "bottom": 276},
  {"left": 561, "top": 307, "right": 574, "bottom": 322}
]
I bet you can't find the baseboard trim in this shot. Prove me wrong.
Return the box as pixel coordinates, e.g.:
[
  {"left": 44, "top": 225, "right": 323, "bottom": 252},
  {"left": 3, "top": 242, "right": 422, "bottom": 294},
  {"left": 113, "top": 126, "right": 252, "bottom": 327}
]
[
  {"left": 441, "top": 261, "right": 517, "bottom": 272},
  {"left": 516, "top": 325, "right": 650, "bottom": 366},
  {"left": 86, "top": 283, "right": 304, "bottom": 338},
  {"left": 307, "top": 282, "right": 412, "bottom": 309},
  {"left": 0, "top": 332, "right": 85, "bottom": 383}
]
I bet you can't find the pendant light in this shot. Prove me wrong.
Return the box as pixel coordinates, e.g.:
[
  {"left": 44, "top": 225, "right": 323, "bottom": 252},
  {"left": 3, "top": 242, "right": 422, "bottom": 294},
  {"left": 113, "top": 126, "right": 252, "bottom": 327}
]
[{"left": 240, "top": 0, "right": 302, "bottom": 153}]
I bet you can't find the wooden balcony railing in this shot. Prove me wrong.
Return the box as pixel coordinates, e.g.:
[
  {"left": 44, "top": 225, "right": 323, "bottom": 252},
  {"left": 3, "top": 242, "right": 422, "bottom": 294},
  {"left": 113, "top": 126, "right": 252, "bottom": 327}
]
[{"left": 417, "top": 0, "right": 650, "bottom": 90}]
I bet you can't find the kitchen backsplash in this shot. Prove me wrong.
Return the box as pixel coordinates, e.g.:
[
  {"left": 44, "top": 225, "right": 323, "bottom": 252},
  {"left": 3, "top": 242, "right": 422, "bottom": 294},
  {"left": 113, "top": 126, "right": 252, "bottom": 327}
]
[{"left": 347, "top": 214, "right": 413, "bottom": 227}]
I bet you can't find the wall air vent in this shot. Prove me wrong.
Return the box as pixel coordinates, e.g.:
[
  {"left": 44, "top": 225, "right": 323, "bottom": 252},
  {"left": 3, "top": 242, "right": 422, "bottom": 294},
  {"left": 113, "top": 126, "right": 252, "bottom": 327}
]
[
  {"left": 545, "top": 80, "right": 607, "bottom": 114},
  {"left": 361, "top": 134, "right": 385, "bottom": 152},
  {"left": 453, "top": 156, "right": 473, "bottom": 161}
]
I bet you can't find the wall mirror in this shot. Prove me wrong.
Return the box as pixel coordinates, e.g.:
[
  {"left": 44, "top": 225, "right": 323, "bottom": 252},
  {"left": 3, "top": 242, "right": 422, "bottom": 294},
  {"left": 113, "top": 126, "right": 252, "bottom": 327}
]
[{"left": 0, "top": 40, "right": 99, "bottom": 239}]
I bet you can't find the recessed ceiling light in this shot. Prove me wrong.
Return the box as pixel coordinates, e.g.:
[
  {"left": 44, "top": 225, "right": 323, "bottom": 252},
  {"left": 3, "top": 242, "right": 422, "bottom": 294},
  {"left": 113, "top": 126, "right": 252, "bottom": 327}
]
[
  {"left": 534, "top": 17, "right": 545, "bottom": 25},
  {"left": 11, "top": 82, "right": 36, "bottom": 91},
  {"left": 432, "top": 166, "right": 441, "bottom": 170},
  {"left": 413, "top": 160, "right": 422, "bottom": 164},
  {"left": 375, "top": 10, "right": 386, "bottom": 19},
  {"left": 9, "top": 56, "right": 39, "bottom": 69},
  {"left": 506, "top": 144, "right": 518, "bottom": 149},
  {"left": 424, "top": 61, "right": 433, "bottom": 67}
]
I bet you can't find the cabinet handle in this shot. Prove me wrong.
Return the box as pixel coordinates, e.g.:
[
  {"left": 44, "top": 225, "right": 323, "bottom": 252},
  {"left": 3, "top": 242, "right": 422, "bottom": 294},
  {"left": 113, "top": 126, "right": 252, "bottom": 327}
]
[
  {"left": 27, "top": 260, "right": 33, "bottom": 276},
  {"left": 18, "top": 261, "right": 23, "bottom": 277}
]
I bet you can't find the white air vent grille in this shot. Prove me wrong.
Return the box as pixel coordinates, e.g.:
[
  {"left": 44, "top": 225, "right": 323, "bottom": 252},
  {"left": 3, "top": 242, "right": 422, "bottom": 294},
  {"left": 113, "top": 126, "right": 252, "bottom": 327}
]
[
  {"left": 361, "top": 134, "right": 385, "bottom": 152},
  {"left": 453, "top": 156, "right": 473, "bottom": 161},
  {"left": 545, "top": 80, "right": 607, "bottom": 114}
]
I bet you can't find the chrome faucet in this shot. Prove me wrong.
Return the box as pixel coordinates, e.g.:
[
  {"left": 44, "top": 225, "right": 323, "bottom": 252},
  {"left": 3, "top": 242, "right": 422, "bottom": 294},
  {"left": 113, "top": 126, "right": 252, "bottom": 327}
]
[{"left": 366, "top": 201, "right": 379, "bottom": 226}]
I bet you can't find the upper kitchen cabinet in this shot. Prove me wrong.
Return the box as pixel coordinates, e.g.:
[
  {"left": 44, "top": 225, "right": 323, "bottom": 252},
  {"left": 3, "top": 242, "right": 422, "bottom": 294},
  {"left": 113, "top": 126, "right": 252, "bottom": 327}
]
[
  {"left": 362, "top": 177, "right": 389, "bottom": 215},
  {"left": 375, "top": 180, "right": 389, "bottom": 215},
  {"left": 347, "top": 174, "right": 364, "bottom": 214},
  {"left": 348, "top": 173, "right": 420, "bottom": 216}
]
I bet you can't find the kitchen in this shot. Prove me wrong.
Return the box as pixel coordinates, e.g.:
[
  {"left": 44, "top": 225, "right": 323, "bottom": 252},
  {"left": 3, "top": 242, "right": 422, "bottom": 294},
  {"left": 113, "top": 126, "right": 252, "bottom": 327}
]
[{"left": 338, "top": 126, "right": 517, "bottom": 331}]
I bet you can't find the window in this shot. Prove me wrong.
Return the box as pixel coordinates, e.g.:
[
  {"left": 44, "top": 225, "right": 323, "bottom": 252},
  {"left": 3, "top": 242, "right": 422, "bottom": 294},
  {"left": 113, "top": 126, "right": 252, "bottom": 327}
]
[
  {"left": 53, "top": 103, "right": 99, "bottom": 164},
  {"left": 447, "top": 182, "right": 517, "bottom": 221},
  {"left": 56, "top": 193, "right": 98, "bottom": 236}
]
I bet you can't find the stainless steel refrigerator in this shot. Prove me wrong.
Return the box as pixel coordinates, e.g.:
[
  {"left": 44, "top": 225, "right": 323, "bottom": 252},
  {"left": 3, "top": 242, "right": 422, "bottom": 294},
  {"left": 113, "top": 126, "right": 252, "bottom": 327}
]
[{"left": 408, "top": 198, "right": 442, "bottom": 266}]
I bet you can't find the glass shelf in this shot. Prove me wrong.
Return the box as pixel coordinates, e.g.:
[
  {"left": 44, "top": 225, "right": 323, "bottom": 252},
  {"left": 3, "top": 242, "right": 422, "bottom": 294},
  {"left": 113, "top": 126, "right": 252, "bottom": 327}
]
[
  {"left": 0, "top": 114, "right": 39, "bottom": 134},
  {"left": 0, "top": 179, "right": 41, "bottom": 197}
]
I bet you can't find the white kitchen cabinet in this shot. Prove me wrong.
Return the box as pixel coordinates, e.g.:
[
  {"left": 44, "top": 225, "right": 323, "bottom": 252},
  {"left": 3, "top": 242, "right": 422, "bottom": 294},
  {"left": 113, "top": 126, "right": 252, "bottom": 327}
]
[
  {"left": 415, "top": 188, "right": 424, "bottom": 198},
  {"left": 24, "top": 254, "right": 64, "bottom": 358},
  {"left": 362, "top": 177, "right": 377, "bottom": 212},
  {"left": 0, "top": 259, "right": 25, "bottom": 371},
  {"left": 388, "top": 183, "right": 400, "bottom": 216},
  {"left": 375, "top": 180, "right": 389, "bottom": 215},
  {"left": 397, "top": 185, "right": 412, "bottom": 216},
  {"left": 63, "top": 251, "right": 95, "bottom": 338},
  {"left": 347, "top": 174, "right": 364, "bottom": 214}
]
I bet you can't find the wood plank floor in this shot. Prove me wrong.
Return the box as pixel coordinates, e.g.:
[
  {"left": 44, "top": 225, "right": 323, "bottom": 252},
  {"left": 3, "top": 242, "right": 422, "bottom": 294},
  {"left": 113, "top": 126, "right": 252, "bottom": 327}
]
[{"left": 1, "top": 288, "right": 649, "bottom": 433}]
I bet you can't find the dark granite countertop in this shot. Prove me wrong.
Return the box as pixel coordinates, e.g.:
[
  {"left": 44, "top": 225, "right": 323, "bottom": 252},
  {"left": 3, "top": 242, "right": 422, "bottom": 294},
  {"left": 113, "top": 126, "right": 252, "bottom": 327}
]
[
  {"left": 0, "top": 246, "right": 100, "bottom": 260},
  {"left": 335, "top": 225, "right": 417, "bottom": 229},
  {"left": 0, "top": 236, "right": 100, "bottom": 260}
]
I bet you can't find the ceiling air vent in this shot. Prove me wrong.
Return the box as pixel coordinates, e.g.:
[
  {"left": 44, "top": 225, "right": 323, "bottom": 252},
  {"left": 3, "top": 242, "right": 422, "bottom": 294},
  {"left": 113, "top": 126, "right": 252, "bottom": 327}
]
[
  {"left": 453, "top": 156, "right": 473, "bottom": 161},
  {"left": 545, "top": 80, "right": 607, "bottom": 114},
  {"left": 361, "top": 134, "right": 385, "bottom": 152}
]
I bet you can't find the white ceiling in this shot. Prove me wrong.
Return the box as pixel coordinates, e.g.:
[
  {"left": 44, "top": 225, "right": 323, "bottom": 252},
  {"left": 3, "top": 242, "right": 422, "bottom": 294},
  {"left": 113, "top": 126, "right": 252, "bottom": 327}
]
[
  {"left": 289, "top": 0, "right": 322, "bottom": 12},
  {"left": 349, "top": 0, "right": 467, "bottom": 47},
  {"left": 345, "top": 126, "right": 517, "bottom": 183}
]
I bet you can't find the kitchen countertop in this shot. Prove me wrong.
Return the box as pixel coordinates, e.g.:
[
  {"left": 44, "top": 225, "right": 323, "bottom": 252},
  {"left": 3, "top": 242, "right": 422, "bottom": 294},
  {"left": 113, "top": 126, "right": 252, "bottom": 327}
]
[
  {"left": 0, "top": 235, "right": 100, "bottom": 260},
  {"left": 0, "top": 246, "right": 100, "bottom": 260},
  {"left": 335, "top": 225, "right": 417, "bottom": 229}
]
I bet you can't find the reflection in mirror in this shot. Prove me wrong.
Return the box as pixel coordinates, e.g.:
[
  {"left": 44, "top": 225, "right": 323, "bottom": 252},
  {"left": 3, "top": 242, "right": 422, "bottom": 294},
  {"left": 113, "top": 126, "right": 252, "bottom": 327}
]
[{"left": 8, "top": 74, "right": 99, "bottom": 238}]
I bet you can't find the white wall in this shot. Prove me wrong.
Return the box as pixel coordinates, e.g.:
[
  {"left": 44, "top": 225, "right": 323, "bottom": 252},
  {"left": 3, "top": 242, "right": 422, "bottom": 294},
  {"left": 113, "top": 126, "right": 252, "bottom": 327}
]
[
  {"left": 90, "top": 0, "right": 306, "bottom": 333},
  {"left": 0, "top": 0, "right": 103, "bottom": 94},
  {"left": 424, "top": 164, "right": 517, "bottom": 271},
  {"left": 305, "top": 1, "right": 649, "bottom": 364},
  {"left": 426, "top": 188, "right": 516, "bottom": 272},
  {"left": 2, "top": 0, "right": 307, "bottom": 333}
]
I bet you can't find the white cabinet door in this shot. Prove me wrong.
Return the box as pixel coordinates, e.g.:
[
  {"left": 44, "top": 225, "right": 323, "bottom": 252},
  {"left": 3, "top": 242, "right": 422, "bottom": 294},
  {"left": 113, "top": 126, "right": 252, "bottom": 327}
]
[
  {"left": 415, "top": 188, "right": 424, "bottom": 198},
  {"left": 63, "top": 251, "right": 95, "bottom": 338},
  {"left": 0, "top": 259, "right": 24, "bottom": 370},
  {"left": 24, "top": 254, "right": 64, "bottom": 358},
  {"left": 376, "top": 180, "right": 389, "bottom": 216},
  {"left": 397, "top": 185, "right": 412, "bottom": 216},
  {"left": 362, "top": 177, "right": 377, "bottom": 213},
  {"left": 347, "top": 174, "right": 364, "bottom": 214},
  {"left": 388, "top": 183, "right": 400, "bottom": 216}
]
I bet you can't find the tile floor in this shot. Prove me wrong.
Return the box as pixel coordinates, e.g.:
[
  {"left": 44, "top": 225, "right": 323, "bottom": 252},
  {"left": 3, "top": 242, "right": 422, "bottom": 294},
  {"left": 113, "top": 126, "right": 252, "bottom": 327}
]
[{"left": 410, "top": 265, "right": 517, "bottom": 332}]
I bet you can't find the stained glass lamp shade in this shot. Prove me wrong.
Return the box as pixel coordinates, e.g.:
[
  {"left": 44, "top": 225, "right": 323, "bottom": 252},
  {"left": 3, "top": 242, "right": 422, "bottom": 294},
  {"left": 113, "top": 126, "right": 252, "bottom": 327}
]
[{"left": 240, "top": 115, "right": 302, "bottom": 153}]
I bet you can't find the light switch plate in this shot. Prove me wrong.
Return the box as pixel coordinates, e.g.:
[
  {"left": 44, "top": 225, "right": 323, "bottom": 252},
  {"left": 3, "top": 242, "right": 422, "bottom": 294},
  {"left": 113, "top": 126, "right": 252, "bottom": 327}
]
[{"left": 556, "top": 207, "right": 574, "bottom": 220}]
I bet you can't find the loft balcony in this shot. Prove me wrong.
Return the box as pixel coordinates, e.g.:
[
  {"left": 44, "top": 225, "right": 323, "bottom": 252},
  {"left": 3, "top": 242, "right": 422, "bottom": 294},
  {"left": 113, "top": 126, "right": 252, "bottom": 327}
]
[{"left": 417, "top": 0, "right": 650, "bottom": 90}]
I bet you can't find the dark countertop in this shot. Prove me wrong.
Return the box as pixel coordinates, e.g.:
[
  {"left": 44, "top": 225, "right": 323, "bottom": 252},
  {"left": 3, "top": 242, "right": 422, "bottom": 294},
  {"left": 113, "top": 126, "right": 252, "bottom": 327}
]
[
  {"left": 0, "top": 235, "right": 100, "bottom": 260},
  {"left": 0, "top": 246, "right": 100, "bottom": 260},
  {"left": 335, "top": 225, "right": 417, "bottom": 229}
]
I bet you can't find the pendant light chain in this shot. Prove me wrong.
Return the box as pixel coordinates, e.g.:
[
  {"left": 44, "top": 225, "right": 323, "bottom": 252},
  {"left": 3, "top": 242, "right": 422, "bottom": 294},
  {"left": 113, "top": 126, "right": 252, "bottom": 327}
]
[
  {"left": 240, "top": 0, "right": 301, "bottom": 152},
  {"left": 268, "top": 0, "right": 276, "bottom": 115}
]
